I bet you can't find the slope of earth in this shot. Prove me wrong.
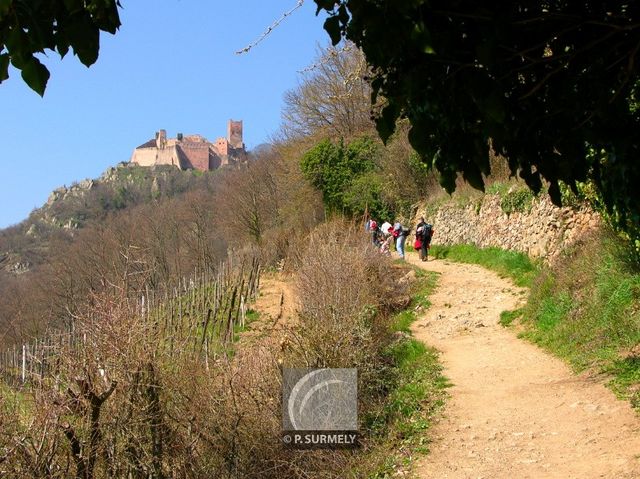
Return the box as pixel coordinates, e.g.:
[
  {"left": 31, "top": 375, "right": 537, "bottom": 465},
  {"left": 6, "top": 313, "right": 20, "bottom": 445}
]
[{"left": 407, "top": 254, "right": 640, "bottom": 479}]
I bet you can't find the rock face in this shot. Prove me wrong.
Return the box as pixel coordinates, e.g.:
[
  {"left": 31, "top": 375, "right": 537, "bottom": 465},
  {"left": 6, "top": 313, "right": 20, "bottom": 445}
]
[
  {"left": 46, "top": 179, "right": 94, "bottom": 206},
  {"left": 418, "top": 194, "right": 601, "bottom": 263},
  {"left": 9, "top": 261, "right": 30, "bottom": 275},
  {"left": 0, "top": 252, "right": 31, "bottom": 275}
]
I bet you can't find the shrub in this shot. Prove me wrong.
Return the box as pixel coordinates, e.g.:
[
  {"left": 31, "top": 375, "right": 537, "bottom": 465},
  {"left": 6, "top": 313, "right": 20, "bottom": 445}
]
[
  {"left": 300, "top": 137, "right": 380, "bottom": 215},
  {"left": 499, "top": 186, "right": 535, "bottom": 215},
  {"left": 285, "top": 219, "right": 406, "bottom": 399}
]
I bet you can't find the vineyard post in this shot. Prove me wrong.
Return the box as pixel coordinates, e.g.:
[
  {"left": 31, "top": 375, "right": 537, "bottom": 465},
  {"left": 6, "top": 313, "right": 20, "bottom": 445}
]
[{"left": 21, "top": 344, "right": 26, "bottom": 384}]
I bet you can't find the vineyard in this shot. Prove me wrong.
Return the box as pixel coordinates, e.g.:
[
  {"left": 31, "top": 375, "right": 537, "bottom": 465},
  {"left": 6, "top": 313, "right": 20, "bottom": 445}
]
[{"left": 0, "top": 257, "right": 261, "bottom": 389}]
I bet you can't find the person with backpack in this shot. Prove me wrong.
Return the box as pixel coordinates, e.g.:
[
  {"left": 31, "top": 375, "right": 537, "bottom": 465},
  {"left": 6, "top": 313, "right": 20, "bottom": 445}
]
[
  {"left": 415, "top": 217, "right": 433, "bottom": 261},
  {"left": 370, "top": 220, "right": 383, "bottom": 248},
  {"left": 393, "top": 222, "right": 411, "bottom": 260}
]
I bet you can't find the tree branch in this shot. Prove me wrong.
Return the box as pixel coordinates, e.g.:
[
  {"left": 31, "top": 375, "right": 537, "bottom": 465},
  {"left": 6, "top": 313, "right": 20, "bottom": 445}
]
[{"left": 236, "top": 0, "right": 305, "bottom": 54}]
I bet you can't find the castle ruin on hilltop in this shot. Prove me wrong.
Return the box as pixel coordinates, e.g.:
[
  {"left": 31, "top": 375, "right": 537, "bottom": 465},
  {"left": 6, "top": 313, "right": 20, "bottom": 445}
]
[{"left": 130, "top": 120, "right": 247, "bottom": 171}]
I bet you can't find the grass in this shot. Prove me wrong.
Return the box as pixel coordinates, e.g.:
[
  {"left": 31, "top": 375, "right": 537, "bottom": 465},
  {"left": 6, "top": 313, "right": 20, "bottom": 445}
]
[
  {"left": 430, "top": 238, "right": 640, "bottom": 409},
  {"left": 519, "top": 233, "right": 640, "bottom": 407},
  {"left": 430, "top": 243, "right": 538, "bottom": 287},
  {"left": 389, "top": 270, "right": 435, "bottom": 334},
  {"left": 499, "top": 308, "right": 523, "bottom": 327},
  {"left": 234, "top": 308, "right": 260, "bottom": 335},
  {"left": 354, "top": 267, "right": 449, "bottom": 477},
  {"left": 0, "top": 383, "right": 33, "bottom": 423},
  {"left": 486, "top": 181, "right": 536, "bottom": 215},
  {"left": 485, "top": 181, "right": 511, "bottom": 196},
  {"left": 226, "top": 309, "right": 262, "bottom": 355},
  {"left": 606, "top": 356, "right": 640, "bottom": 408},
  {"left": 392, "top": 310, "right": 416, "bottom": 334}
]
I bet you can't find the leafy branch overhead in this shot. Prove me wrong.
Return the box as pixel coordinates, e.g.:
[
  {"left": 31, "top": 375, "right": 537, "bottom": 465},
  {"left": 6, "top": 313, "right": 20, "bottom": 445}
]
[
  {"left": 314, "top": 1, "right": 640, "bottom": 232},
  {"left": 0, "top": 0, "right": 121, "bottom": 95}
]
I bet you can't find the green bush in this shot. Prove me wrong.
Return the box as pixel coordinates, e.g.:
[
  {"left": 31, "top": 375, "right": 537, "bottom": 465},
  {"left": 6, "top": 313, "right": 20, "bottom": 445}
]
[
  {"left": 342, "top": 171, "right": 393, "bottom": 220},
  {"left": 299, "top": 136, "right": 380, "bottom": 215},
  {"left": 499, "top": 187, "right": 535, "bottom": 215},
  {"left": 572, "top": 176, "right": 640, "bottom": 265}
]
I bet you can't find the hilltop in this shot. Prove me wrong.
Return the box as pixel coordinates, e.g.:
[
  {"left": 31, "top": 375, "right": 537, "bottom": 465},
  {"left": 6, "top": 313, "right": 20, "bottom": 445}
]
[
  {"left": 0, "top": 138, "right": 306, "bottom": 346},
  {"left": 0, "top": 163, "right": 217, "bottom": 277}
]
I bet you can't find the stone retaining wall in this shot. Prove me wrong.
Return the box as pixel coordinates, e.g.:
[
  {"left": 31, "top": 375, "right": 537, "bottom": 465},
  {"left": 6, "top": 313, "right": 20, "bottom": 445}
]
[{"left": 418, "top": 194, "right": 601, "bottom": 262}]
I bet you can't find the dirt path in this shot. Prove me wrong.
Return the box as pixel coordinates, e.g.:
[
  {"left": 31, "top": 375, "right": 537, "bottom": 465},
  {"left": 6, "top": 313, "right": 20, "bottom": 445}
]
[
  {"left": 235, "top": 271, "right": 297, "bottom": 354},
  {"left": 407, "top": 254, "right": 640, "bottom": 479},
  {"left": 250, "top": 272, "right": 297, "bottom": 328}
]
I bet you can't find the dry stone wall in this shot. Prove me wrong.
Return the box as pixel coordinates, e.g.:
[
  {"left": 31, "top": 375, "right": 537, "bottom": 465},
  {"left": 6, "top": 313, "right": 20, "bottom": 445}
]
[{"left": 419, "top": 193, "right": 601, "bottom": 262}]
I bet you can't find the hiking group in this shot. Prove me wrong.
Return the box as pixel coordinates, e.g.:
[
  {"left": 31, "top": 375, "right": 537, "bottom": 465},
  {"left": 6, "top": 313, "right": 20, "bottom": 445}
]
[{"left": 365, "top": 216, "right": 433, "bottom": 261}]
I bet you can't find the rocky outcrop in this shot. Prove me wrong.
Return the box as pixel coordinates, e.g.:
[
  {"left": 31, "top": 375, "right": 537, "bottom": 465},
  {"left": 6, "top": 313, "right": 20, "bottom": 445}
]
[
  {"left": 100, "top": 162, "right": 129, "bottom": 182},
  {"left": 0, "top": 252, "right": 31, "bottom": 275},
  {"left": 418, "top": 193, "right": 601, "bottom": 262},
  {"left": 46, "top": 179, "right": 95, "bottom": 206},
  {"left": 8, "top": 261, "right": 30, "bottom": 275}
]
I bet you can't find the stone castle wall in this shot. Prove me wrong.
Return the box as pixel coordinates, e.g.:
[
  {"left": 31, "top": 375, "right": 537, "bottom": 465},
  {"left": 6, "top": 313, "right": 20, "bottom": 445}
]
[
  {"left": 419, "top": 193, "right": 601, "bottom": 262},
  {"left": 179, "top": 144, "right": 210, "bottom": 171},
  {"left": 130, "top": 120, "right": 244, "bottom": 172},
  {"left": 130, "top": 148, "right": 159, "bottom": 167},
  {"left": 215, "top": 138, "right": 229, "bottom": 155},
  {"left": 131, "top": 146, "right": 181, "bottom": 168}
]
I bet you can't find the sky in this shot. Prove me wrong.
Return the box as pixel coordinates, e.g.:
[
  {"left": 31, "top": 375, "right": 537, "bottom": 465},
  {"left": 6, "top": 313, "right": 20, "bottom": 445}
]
[{"left": 0, "top": 0, "right": 330, "bottom": 228}]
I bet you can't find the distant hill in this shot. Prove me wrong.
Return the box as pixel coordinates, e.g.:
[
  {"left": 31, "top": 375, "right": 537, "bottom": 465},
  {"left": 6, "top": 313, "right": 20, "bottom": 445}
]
[
  {"left": 0, "top": 141, "right": 276, "bottom": 279},
  {"left": 0, "top": 144, "right": 312, "bottom": 347},
  {"left": 0, "top": 163, "right": 220, "bottom": 277},
  {"left": 249, "top": 143, "right": 275, "bottom": 158},
  {"left": 0, "top": 160, "right": 238, "bottom": 345}
]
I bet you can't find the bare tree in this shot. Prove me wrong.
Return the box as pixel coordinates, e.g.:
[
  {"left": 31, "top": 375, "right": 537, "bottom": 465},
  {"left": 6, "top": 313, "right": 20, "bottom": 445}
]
[
  {"left": 214, "top": 148, "right": 323, "bottom": 265},
  {"left": 282, "top": 43, "right": 374, "bottom": 140}
]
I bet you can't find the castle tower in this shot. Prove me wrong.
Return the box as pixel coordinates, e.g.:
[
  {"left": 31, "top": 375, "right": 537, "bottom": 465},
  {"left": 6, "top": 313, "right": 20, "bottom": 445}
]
[
  {"left": 227, "top": 120, "right": 243, "bottom": 149},
  {"left": 155, "top": 129, "right": 167, "bottom": 149}
]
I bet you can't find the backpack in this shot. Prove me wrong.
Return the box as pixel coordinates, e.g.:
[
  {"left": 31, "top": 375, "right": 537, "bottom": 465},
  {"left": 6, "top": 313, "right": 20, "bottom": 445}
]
[
  {"left": 416, "top": 223, "right": 433, "bottom": 244},
  {"left": 401, "top": 226, "right": 411, "bottom": 236},
  {"left": 422, "top": 224, "right": 433, "bottom": 241}
]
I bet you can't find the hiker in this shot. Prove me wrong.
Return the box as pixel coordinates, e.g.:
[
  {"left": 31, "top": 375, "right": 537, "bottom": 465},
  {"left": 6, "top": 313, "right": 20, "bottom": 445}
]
[
  {"left": 393, "top": 222, "right": 411, "bottom": 259},
  {"left": 372, "top": 222, "right": 393, "bottom": 255},
  {"left": 370, "top": 220, "right": 383, "bottom": 248},
  {"left": 380, "top": 232, "right": 393, "bottom": 256},
  {"left": 364, "top": 215, "right": 372, "bottom": 232},
  {"left": 415, "top": 217, "right": 434, "bottom": 261}
]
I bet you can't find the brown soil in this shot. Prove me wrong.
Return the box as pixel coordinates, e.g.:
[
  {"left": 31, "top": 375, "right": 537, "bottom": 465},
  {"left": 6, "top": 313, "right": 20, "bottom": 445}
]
[
  {"left": 250, "top": 272, "right": 297, "bottom": 327},
  {"left": 234, "top": 271, "right": 297, "bottom": 356},
  {"left": 407, "top": 253, "right": 640, "bottom": 479}
]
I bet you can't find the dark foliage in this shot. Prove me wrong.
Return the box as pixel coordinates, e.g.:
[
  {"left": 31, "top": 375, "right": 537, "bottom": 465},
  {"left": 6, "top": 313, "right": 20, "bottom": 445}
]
[
  {"left": 0, "top": 0, "right": 122, "bottom": 95},
  {"left": 315, "top": 1, "right": 640, "bottom": 234}
]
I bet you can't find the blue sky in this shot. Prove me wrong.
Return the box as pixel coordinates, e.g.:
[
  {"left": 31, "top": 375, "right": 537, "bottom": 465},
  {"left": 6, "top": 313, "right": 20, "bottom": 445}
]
[{"left": 0, "top": 1, "right": 330, "bottom": 228}]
